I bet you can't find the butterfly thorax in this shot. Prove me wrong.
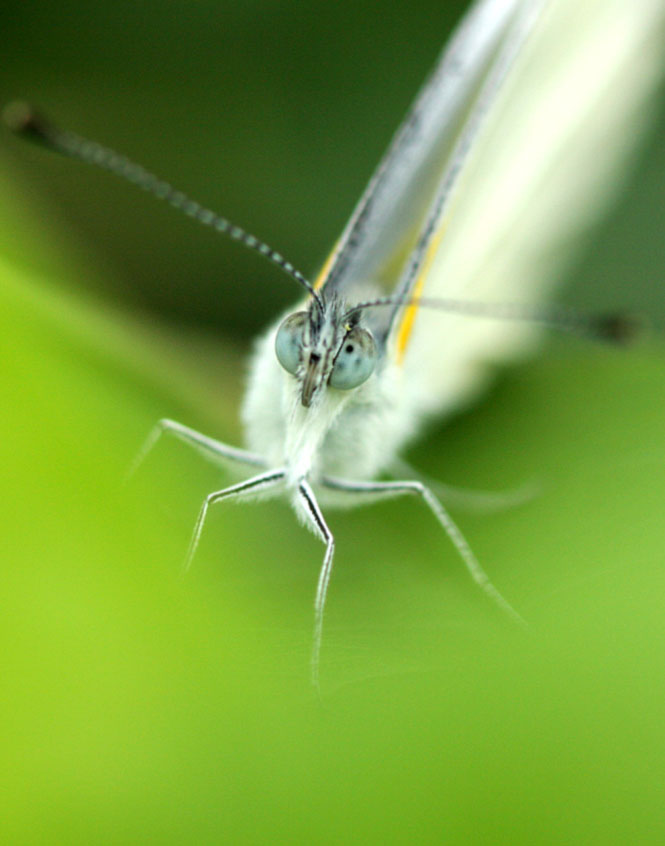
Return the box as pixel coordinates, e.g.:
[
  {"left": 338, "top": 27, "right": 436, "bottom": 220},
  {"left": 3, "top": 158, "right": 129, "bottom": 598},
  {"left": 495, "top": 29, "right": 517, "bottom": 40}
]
[{"left": 242, "top": 297, "right": 417, "bottom": 488}]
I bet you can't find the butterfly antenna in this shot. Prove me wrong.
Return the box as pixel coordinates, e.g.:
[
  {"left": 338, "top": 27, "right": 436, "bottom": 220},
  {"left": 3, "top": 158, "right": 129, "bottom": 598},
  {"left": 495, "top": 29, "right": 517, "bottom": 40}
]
[
  {"left": 346, "top": 296, "right": 644, "bottom": 346},
  {"left": 3, "top": 101, "right": 323, "bottom": 308}
]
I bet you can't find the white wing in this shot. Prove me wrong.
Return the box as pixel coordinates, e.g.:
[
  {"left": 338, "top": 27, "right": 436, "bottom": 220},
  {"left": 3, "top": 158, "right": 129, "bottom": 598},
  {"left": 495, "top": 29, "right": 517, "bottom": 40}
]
[
  {"left": 399, "top": 0, "right": 665, "bottom": 419},
  {"left": 317, "top": 0, "right": 544, "bottom": 317}
]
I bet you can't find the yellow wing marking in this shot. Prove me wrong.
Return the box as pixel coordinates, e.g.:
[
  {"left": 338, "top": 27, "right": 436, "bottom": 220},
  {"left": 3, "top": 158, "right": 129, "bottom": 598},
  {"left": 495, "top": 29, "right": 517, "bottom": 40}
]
[
  {"left": 395, "top": 224, "right": 446, "bottom": 364},
  {"left": 313, "top": 240, "right": 341, "bottom": 290}
]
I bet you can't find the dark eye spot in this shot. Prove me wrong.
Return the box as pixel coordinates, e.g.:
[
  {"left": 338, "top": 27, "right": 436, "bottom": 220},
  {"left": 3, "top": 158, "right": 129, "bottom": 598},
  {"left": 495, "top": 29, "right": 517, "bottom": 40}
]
[{"left": 345, "top": 344, "right": 354, "bottom": 353}]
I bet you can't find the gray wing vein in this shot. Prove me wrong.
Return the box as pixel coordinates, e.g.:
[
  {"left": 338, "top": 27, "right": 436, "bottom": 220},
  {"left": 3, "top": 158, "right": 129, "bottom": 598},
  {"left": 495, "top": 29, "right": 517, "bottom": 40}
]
[{"left": 320, "top": 0, "right": 547, "bottom": 332}]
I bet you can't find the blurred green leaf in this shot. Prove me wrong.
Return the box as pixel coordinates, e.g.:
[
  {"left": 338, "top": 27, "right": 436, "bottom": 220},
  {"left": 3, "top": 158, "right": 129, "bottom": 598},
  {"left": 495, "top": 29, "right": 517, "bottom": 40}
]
[{"left": 2, "top": 190, "right": 665, "bottom": 842}]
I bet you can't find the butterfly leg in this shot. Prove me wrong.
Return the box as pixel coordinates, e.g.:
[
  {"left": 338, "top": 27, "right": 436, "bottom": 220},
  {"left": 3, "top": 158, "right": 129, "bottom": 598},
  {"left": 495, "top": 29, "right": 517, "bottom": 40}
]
[
  {"left": 126, "top": 417, "right": 266, "bottom": 481},
  {"left": 297, "top": 479, "right": 335, "bottom": 690},
  {"left": 322, "top": 475, "right": 526, "bottom": 627},
  {"left": 183, "top": 468, "right": 286, "bottom": 574},
  {"left": 389, "top": 457, "right": 540, "bottom": 515}
]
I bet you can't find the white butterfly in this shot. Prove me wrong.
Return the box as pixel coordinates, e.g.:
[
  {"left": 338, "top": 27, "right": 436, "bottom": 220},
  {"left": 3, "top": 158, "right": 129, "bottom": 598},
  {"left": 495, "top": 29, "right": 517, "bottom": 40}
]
[{"left": 7, "top": 0, "right": 663, "bottom": 686}]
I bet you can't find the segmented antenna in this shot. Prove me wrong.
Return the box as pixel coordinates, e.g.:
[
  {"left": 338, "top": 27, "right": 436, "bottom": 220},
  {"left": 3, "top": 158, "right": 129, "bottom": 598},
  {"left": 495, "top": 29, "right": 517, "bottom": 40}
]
[
  {"left": 345, "top": 296, "right": 642, "bottom": 346},
  {"left": 2, "top": 101, "right": 322, "bottom": 308}
]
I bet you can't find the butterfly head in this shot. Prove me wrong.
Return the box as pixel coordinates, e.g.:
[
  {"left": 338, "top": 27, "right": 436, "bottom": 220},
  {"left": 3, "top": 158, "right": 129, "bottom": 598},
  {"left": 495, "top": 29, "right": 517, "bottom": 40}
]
[{"left": 274, "top": 296, "right": 378, "bottom": 408}]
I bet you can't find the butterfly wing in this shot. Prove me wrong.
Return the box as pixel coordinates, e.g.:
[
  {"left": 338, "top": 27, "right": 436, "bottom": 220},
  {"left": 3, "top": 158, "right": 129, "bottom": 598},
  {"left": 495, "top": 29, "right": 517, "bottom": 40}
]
[
  {"left": 318, "top": 0, "right": 664, "bottom": 420},
  {"left": 316, "top": 0, "right": 546, "bottom": 317},
  {"left": 397, "top": 0, "right": 665, "bottom": 419}
]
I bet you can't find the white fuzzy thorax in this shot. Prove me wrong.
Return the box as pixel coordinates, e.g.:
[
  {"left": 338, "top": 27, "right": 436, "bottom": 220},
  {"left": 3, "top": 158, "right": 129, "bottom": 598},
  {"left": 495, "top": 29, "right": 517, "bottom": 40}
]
[{"left": 242, "top": 315, "right": 420, "bottom": 495}]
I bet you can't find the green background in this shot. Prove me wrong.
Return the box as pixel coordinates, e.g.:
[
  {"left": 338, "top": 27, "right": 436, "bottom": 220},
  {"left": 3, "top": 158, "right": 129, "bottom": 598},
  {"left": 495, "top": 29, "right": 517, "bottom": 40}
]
[{"left": 2, "top": 1, "right": 665, "bottom": 842}]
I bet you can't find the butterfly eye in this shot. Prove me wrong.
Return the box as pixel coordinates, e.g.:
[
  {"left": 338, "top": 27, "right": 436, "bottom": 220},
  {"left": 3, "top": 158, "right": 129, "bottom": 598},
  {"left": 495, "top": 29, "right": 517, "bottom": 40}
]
[
  {"left": 329, "top": 327, "right": 377, "bottom": 390},
  {"left": 275, "top": 312, "right": 308, "bottom": 375}
]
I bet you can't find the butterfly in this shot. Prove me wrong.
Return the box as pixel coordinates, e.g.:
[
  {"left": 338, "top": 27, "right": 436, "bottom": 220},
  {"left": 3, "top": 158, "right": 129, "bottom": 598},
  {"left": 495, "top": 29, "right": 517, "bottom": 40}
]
[{"left": 6, "top": 0, "right": 663, "bottom": 687}]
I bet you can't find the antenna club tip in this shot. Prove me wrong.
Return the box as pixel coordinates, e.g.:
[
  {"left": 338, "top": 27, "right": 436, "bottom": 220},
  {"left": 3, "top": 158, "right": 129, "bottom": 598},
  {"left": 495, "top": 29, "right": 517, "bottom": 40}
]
[
  {"left": 2, "top": 100, "right": 53, "bottom": 142},
  {"left": 3, "top": 100, "right": 36, "bottom": 131},
  {"left": 594, "top": 311, "right": 644, "bottom": 345}
]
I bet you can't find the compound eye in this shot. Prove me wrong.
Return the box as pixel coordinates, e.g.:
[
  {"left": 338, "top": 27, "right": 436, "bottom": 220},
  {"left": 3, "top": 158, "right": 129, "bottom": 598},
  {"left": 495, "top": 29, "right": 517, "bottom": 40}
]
[
  {"left": 329, "top": 327, "right": 377, "bottom": 390},
  {"left": 275, "top": 312, "right": 308, "bottom": 375}
]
